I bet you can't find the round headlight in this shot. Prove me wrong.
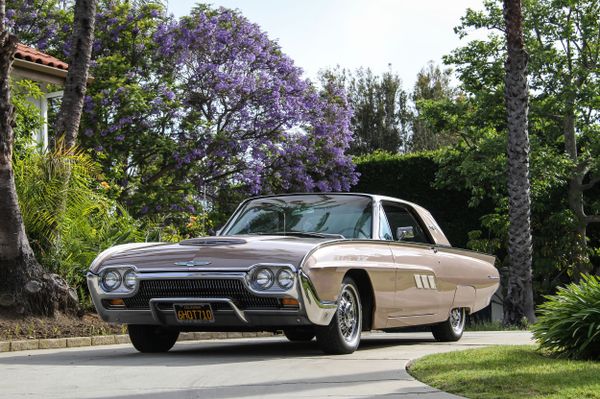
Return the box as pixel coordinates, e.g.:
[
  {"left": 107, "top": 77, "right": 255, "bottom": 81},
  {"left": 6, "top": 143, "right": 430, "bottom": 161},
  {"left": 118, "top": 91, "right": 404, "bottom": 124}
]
[
  {"left": 276, "top": 269, "right": 294, "bottom": 289},
  {"left": 101, "top": 270, "right": 121, "bottom": 291},
  {"left": 123, "top": 270, "right": 137, "bottom": 289},
  {"left": 254, "top": 268, "right": 274, "bottom": 290}
]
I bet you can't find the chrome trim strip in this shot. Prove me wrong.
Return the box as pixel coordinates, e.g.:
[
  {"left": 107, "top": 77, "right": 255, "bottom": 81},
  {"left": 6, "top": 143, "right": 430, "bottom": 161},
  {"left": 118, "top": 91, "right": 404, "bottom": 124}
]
[
  {"left": 428, "top": 275, "right": 437, "bottom": 289},
  {"left": 414, "top": 274, "right": 424, "bottom": 289},
  {"left": 149, "top": 297, "right": 248, "bottom": 323}
]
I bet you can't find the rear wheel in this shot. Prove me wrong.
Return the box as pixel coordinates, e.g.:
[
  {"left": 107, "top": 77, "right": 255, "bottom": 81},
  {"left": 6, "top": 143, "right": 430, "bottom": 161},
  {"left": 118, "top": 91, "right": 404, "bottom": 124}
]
[
  {"left": 128, "top": 325, "right": 179, "bottom": 353},
  {"left": 431, "top": 308, "right": 465, "bottom": 342},
  {"left": 315, "top": 277, "right": 362, "bottom": 354},
  {"left": 283, "top": 328, "right": 315, "bottom": 342}
]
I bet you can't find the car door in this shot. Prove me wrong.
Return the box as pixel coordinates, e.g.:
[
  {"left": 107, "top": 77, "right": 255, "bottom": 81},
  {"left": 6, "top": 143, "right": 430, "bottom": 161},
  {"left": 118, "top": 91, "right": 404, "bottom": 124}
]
[{"left": 379, "top": 202, "right": 443, "bottom": 328}]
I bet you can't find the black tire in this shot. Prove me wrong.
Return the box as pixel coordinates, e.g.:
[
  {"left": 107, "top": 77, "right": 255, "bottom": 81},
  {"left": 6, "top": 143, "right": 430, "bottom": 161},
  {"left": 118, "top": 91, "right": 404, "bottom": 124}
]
[
  {"left": 431, "top": 308, "right": 465, "bottom": 342},
  {"left": 283, "top": 328, "right": 315, "bottom": 342},
  {"left": 315, "top": 277, "right": 362, "bottom": 354},
  {"left": 128, "top": 324, "right": 179, "bottom": 353}
]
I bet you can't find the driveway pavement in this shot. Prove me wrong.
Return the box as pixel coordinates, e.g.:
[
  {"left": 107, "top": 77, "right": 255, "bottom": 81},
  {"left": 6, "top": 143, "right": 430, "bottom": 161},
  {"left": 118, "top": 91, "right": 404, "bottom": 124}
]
[{"left": 0, "top": 331, "right": 533, "bottom": 399}]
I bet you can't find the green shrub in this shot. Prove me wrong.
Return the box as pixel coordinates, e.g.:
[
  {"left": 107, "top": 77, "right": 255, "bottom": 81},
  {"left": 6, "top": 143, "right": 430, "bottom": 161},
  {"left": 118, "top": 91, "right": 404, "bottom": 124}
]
[
  {"left": 14, "top": 146, "right": 147, "bottom": 306},
  {"left": 14, "top": 146, "right": 219, "bottom": 307},
  {"left": 532, "top": 275, "right": 600, "bottom": 360}
]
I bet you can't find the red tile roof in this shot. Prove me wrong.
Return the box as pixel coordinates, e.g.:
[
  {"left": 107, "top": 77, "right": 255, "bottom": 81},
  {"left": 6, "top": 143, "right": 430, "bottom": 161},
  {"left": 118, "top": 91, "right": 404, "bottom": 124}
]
[{"left": 15, "top": 44, "right": 69, "bottom": 70}]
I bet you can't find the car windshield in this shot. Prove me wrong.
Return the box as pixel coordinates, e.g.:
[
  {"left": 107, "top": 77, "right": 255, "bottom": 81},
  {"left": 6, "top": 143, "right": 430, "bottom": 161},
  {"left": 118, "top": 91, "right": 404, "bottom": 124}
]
[{"left": 224, "top": 195, "right": 373, "bottom": 239}]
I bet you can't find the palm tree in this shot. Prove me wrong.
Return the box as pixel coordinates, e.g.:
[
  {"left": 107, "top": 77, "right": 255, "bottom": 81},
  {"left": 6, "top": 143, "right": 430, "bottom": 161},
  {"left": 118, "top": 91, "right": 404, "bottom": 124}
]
[
  {"left": 0, "top": 0, "right": 63, "bottom": 315},
  {"left": 502, "top": 0, "right": 536, "bottom": 325},
  {"left": 0, "top": 0, "right": 94, "bottom": 315}
]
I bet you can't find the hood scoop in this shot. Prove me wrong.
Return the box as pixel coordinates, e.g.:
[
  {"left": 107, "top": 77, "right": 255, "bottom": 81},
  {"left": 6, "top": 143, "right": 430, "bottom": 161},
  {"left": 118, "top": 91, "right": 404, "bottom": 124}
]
[{"left": 179, "top": 238, "right": 247, "bottom": 246}]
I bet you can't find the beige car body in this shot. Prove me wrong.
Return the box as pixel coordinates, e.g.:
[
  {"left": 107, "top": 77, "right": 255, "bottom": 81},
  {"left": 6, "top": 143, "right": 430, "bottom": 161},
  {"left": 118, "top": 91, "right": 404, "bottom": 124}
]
[{"left": 87, "top": 193, "right": 499, "bottom": 333}]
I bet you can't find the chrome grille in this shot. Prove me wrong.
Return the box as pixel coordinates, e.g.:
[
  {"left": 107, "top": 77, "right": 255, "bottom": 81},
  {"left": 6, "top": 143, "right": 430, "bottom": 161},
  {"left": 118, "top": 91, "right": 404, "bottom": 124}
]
[{"left": 122, "top": 279, "right": 281, "bottom": 310}]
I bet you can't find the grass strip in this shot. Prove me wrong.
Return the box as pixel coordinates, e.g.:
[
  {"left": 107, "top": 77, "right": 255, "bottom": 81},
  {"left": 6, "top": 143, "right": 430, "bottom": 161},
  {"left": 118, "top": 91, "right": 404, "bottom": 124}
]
[{"left": 408, "top": 346, "right": 600, "bottom": 399}]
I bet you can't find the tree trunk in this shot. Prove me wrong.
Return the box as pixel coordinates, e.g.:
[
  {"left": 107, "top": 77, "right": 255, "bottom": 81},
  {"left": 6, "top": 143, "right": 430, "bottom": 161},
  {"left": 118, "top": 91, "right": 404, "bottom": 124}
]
[
  {"left": 53, "top": 0, "right": 96, "bottom": 149},
  {"left": 502, "top": 0, "right": 536, "bottom": 325},
  {"left": 564, "top": 98, "right": 594, "bottom": 277},
  {"left": 0, "top": 2, "right": 77, "bottom": 316},
  {"left": 51, "top": 0, "right": 96, "bottom": 256}
]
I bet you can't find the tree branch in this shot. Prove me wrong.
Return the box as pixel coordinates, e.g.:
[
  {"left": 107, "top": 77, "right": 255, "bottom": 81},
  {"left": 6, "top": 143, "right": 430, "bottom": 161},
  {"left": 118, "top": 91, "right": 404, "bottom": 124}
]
[
  {"left": 586, "top": 214, "right": 600, "bottom": 224},
  {"left": 581, "top": 175, "right": 600, "bottom": 191}
]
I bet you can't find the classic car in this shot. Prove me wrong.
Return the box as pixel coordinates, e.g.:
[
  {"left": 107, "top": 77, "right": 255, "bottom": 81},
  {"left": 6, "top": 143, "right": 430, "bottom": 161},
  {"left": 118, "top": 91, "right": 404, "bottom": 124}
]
[{"left": 87, "top": 193, "right": 499, "bottom": 354}]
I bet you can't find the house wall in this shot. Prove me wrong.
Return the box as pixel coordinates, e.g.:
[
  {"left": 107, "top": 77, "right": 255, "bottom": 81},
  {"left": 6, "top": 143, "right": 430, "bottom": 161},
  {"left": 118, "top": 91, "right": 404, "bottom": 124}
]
[{"left": 11, "top": 61, "right": 66, "bottom": 150}]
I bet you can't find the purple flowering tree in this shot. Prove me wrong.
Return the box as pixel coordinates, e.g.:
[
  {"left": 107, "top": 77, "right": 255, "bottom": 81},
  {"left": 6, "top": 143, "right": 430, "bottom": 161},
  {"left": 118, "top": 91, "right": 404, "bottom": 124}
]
[
  {"left": 9, "top": 1, "right": 357, "bottom": 222},
  {"left": 152, "top": 6, "right": 357, "bottom": 199},
  {"left": 5, "top": 0, "right": 71, "bottom": 51}
]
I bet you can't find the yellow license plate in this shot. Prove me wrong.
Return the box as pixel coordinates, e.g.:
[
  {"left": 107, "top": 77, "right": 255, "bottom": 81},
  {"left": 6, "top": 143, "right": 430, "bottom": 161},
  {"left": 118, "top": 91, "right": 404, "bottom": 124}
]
[{"left": 173, "top": 303, "right": 214, "bottom": 323}]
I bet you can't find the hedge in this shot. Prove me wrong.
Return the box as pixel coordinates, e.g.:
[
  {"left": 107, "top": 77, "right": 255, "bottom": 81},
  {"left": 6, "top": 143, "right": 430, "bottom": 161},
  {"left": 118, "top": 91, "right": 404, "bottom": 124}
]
[{"left": 352, "top": 151, "right": 492, "bottom": 248}]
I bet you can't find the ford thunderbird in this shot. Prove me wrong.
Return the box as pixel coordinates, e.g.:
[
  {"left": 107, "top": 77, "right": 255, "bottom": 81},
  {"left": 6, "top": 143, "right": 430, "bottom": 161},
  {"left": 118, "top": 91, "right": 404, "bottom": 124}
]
[{"left": 87, "top": 193, "right": 499, "bottom": 354}]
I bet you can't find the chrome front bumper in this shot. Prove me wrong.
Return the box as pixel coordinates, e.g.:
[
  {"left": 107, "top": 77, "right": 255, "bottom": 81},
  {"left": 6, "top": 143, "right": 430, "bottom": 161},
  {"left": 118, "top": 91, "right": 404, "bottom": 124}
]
[{"left": 87, "top": 268, "right": 338, "bottom": 327}]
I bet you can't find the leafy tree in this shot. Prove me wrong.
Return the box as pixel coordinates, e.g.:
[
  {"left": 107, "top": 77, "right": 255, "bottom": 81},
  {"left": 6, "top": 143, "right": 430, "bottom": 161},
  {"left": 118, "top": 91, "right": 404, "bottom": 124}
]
[
  {"left": 502, "top": 0, "right": 535, "bottom": 324},
  {"left": 410, "top": 61, "right": 460, "bottom": 151},
  {"left": 326, "top": 67, "right": 411, "bottom": 155},
  {"left": 12, "top": 79, "right": 44, "bottom": 152},
  {"left": 429, "top": 0, "right": 599, "bottom": 287}
]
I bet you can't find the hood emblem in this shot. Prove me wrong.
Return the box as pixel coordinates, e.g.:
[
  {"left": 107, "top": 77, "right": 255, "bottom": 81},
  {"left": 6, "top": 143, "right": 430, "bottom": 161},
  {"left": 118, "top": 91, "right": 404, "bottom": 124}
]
[{"left": 174, "top": 260, "right": 212, "bottom": 267}]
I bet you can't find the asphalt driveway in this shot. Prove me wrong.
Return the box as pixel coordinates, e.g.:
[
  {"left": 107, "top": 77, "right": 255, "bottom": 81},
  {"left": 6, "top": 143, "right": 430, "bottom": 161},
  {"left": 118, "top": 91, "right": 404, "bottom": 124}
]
[{"left": 0, "top": 331, "right": 533, "bottom": 399}]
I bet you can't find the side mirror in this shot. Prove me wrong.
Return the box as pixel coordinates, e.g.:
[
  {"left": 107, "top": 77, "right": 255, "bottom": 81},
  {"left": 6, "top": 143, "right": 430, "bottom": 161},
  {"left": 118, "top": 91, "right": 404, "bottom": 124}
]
[{"left": 396, "top": 226, "right": 415, "bottom": 241}]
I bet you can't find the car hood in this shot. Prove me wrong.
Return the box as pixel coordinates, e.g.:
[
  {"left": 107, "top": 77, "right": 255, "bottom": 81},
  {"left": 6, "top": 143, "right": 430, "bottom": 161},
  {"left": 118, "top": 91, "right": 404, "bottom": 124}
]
[{"left": 92, "top": 235, "right": 336, "bottom": 273}]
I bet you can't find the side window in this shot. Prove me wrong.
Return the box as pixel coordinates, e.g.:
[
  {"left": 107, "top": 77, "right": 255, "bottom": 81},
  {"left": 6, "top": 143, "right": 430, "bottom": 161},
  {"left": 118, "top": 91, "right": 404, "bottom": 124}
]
[
  {"left": 381, "top": 202, "right": 431, "bottom": 244},
  {"left": 378, "top": 207, "right": 394, "bottom": 241}
]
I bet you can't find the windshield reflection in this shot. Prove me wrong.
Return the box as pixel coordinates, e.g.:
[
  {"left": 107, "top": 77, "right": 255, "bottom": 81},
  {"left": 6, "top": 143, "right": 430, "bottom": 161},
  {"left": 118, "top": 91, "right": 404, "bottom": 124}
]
[{"left": 224, "top": 195, "right": 373, "bottom": 239}]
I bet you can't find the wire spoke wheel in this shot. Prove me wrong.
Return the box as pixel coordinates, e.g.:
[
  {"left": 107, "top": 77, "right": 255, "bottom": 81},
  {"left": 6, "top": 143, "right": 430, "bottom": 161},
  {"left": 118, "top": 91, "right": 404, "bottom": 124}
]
[
  {"left": 449, "top": 308, "right": 465, "bottom": 334},
  {"left": 315, "top": 277, "right": 362, "bottom": 354},
  {"left": 337, "top": 286, "right": 360, "bottom": 343},
  {"left": 432, "top": 307, "right": 465, "bottom": 342}
]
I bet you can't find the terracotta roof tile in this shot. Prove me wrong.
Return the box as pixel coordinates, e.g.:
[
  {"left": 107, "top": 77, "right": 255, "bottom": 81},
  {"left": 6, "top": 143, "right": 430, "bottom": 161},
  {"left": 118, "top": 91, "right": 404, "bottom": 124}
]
[{"left": 15, "top": 43, "right": 69, "bottom": 70}]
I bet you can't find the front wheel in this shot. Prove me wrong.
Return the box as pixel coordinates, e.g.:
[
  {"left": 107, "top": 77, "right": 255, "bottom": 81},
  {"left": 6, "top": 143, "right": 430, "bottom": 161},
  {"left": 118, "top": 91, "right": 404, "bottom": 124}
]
[
  {"left": 431, "top": 308, "right": 466, "bottom": 342},
  {"left": 315, "top": 277, "right": 362, "bottom": 354},
  {"left": 128, "top": 325, "right": 179, "bottom": 353}
]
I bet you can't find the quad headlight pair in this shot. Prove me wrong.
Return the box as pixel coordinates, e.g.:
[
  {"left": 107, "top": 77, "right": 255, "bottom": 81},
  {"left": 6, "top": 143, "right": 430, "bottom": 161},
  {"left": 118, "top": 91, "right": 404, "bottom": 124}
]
[
  {"left": 99, "top": 267, "right": 137, "bottom": 293},
  {"left": 250, "top": 266, "right": 295, "bottom": 291}
]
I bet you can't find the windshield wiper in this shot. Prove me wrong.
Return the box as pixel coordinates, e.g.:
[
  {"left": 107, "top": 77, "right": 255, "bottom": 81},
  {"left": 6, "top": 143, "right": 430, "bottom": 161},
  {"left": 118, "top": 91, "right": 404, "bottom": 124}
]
[{"left": 250, "top": 231, "right": 345, "bottom": 239}]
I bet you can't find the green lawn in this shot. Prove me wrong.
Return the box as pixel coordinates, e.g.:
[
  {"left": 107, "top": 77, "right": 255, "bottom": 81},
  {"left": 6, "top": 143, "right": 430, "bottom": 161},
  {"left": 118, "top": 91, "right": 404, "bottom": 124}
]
[{"left": 408, "top": 346, "right": 600, "bottom": 399}]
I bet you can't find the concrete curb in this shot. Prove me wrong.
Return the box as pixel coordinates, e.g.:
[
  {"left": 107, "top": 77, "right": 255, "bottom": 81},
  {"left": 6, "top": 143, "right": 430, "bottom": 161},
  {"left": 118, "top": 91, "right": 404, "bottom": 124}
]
[{"left": 0, "top": 331, "right": 274, "bottom": 353}]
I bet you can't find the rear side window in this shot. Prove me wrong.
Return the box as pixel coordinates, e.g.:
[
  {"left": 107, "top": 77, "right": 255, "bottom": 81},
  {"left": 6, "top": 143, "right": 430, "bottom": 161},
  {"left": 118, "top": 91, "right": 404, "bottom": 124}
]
[{"left": 381, "top": 202, "right": 431, "bottom": 244}]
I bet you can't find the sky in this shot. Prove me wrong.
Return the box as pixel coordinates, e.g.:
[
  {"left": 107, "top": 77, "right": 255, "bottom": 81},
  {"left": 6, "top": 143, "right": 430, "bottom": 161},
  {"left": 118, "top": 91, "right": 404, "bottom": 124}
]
[{"left": 166, "top": 0, "right": 489, "bottom": 90}]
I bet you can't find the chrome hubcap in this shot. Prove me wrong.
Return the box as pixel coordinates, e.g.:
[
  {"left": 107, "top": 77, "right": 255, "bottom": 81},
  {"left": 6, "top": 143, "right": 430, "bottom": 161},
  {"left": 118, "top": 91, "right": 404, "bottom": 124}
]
[
  {"left": 450, "top": 308, "right": 464, "bottom": 334},
  {"left": 337, "top": 285, "right": 360, "bottom": 342}
]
